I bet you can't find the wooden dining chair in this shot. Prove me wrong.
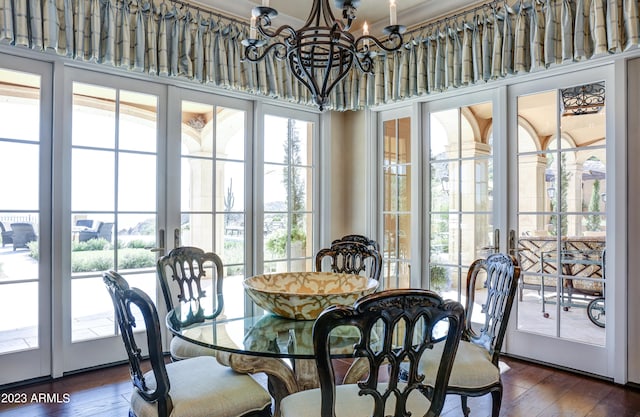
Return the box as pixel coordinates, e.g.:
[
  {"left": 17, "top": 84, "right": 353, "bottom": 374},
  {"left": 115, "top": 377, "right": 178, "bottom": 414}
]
[
  {"left": 156, "top": 246, "right": 224, "bottom": 360},
  {"left": 315, "top": 234, "right": 383, "bottom": 289},
  {"left": 103, "top": 270, "right": 273, "bottom": 417},
  {"left": 419, "top": 253, "right": 521, "bottom": 417},
  {"left": 279, "top": 288, "right": 465, "bottom": 417}
]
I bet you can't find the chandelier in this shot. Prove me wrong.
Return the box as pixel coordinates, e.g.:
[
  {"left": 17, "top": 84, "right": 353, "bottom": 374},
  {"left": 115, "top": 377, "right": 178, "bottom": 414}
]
[
  {"left": 560, "top": 82, "right": 606, "bottom": 116},
  {"left": 242, "top": 0, "right": 406, "bottom": 111}
]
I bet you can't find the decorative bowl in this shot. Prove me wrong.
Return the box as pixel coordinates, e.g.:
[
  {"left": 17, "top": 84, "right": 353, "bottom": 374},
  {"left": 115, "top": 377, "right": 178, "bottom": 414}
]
[{"left": 243, "top": 271, "right": 379, "bottom": 320}]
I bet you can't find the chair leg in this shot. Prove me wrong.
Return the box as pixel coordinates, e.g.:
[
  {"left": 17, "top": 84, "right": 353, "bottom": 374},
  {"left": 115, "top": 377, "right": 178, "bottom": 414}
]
[
  {"left": 491, "top": 389, "right": 503, "bottom": 417},
  {"left": 460, "top": 395, "right": 470, "bottom": 417}
]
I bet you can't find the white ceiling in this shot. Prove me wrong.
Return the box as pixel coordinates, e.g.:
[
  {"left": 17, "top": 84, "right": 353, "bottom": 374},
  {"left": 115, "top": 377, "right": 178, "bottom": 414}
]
[{"left": 198, "top": 0, "right": 485, "bottom": 33}]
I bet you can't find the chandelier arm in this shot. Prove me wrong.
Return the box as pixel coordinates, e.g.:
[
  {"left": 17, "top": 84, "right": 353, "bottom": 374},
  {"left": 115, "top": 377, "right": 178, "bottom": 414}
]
[
  {"left": 244, "top": 41, "right": 288, "bottom": 62},
  {"left": 355, "top": 32, "right": 404, "bottom": 53},
  {"left": 354, "top": 54, "right": 374, "bottom": 73},
  {"left": 256, "top": 21, "right": 298, "bottom": 42}
]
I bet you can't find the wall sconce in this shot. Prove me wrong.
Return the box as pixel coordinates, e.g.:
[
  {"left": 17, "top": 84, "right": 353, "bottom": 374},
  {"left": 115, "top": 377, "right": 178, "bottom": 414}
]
[
  {"left": 441, "top": 176, "right": 449, "bottom": 195},
  {"left": 601, "top": 193, "right": 606, "bottom": 203},
  {"left": 547, "top": 185, "right": 556, "bottom": 199}
]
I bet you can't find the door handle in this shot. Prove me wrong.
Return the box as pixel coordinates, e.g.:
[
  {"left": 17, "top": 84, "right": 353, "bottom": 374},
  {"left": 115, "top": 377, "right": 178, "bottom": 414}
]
[
  {"left": 480, "top": 229, "right": 500, "bottom": 255},
  {"left": 509, "top": 229, "right": 516, "bottom": 256},
  {"left": 149, "top": 229, "right": 165, "bottom": 255},
  {"left": 174, "top": 228, "right": 180, "bottom": 248}
]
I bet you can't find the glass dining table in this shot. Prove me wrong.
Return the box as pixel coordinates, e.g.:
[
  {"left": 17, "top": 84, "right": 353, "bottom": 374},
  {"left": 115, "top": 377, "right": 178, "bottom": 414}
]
[{"left": 165, "top": 302, "right": 364, "bottom": 416}]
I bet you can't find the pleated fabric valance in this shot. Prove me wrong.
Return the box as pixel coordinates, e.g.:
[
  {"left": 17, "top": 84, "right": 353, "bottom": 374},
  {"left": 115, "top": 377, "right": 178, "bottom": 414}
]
[{"left": 0, "top": 0, "right": 637, "bottom": 111}]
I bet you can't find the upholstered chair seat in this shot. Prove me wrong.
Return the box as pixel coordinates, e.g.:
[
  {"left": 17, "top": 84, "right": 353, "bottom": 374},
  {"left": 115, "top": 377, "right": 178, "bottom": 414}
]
[
  {"left": 168, "top": 336, "right": 218, "bottom": 361},
  {"left": 131, "top": 356, "right": 272, "bottom": 417},
  {"left": 420, "top": 340, "right": 500, "bottom": 389},
  {"left": 281, "top": 383, "right": 433, "bottom": 417}
]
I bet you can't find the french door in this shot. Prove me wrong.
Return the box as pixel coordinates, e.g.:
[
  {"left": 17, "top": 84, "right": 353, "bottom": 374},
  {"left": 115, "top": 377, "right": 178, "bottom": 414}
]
[
  {"left": 0, "top": 57, "right": 52, "bottom": 384},
  {"left": 62, "top": 69, "right": 166, "bottom": 371},
  {"left": 505, "top": 67, "right": 617, "bottom": 378}
]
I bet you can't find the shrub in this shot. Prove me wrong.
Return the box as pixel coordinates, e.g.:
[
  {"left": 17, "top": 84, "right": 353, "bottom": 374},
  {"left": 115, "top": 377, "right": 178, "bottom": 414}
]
[
  {"left": 429, "top": 265, "right": 449, "bottom": 291},
  {"left": 73, "top": 238, "right": 111, "bottom": 252},
  {"left": 266, "top": 228, "right": 306, "bottom": 258},
  {"left": 28, "top": 241, "right": 39, "bottom": 260},
  {"left": 126, "top": 239, "right": 154, "bottom": 249},
  {"left": 71, "top": 251, "right": 114, "bottom": 272},
  {"left": 118, "top": 250, "right": 155, "bottom": 269},
  {"left": 71, "top": 248, "right": 155, "bottom": 273}
]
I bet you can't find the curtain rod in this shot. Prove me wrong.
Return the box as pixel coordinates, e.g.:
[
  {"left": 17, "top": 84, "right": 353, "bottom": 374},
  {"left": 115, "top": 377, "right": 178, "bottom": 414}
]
[{"left": 404, "top": 0, "right": 504, "bottom": 36}]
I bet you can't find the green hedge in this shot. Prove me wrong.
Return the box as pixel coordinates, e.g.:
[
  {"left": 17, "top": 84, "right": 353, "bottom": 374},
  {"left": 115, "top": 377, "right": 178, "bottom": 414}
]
[{"left": 71, "top": 248, "right": 155, "bottom": 272}]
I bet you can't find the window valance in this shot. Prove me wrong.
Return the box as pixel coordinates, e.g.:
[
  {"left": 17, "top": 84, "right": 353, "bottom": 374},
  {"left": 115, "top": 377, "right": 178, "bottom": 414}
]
[{"left": 0, "top": 0, "right": 637, "bottom": 111}]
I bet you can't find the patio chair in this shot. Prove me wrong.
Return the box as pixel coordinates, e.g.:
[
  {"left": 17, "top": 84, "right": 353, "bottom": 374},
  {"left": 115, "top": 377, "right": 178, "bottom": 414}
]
[
  {"left": 418, "top": 253, "right": 521, "bottom": 417},
  {"left": 279, "top": 289, "right": 464, "bottom": 417},
  {"left": 0, "top": 222, "right": 13, "bottom": 247},
  {"left": 78, "top": 222, "right": 113, "bottom": 242},
  {"left": 10, "top": 223, "right": 37, "bottom": 251},
  {"left": 156, "top": 246, "right": 224, "bottom": 360},
  {"left": 103, "top": 270, "right": 273, "bottom": 417},
  {"left": 315, "top": 234, "right": 383, "bottom": 288}
]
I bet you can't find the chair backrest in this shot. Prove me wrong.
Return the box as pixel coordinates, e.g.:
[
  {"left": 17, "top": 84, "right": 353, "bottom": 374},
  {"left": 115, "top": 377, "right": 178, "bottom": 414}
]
[
  {"left": 464, "top": 253, "right": 521, "bottom": 364},
  {"left": 75, "top": 219, "right": 94, "bottom": 228},
  {"left": 314, "top": 289, "right": 464, "bottom": 417},
  {"left": 0, "top": 222, "right": 6, "bottom": 233},
  {"left": 315, "top": 236, "right": 383, "bottom": 288},
  {"left": 156, "top": 247, "right": 224, "bottom": 325},
  {"left": 103, "top": 270, "right": 172, "bottom": 417},
  {"left": 97, "top": 222, "right": 114, "bottom": 241},
  {"left": 331, "top": 234, "right": 380, "bottom": 252},
  {"left": 10, "top": 222, "right": 36, "bottom": 234}
]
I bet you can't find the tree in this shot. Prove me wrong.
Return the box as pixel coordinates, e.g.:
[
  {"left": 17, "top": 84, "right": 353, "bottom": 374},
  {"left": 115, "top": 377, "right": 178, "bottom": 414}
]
[
  {"left": 266, "top": 119, "right": 307, "bottom": 258},
  {"left": 549, "top": 153, "right": 571, "bottom": 236},
  {"left": 284, "top": 119, "right": 305, "bottom": 230},
  {"left": 586, "top": 179, "right": 602, "bottom": 231}
]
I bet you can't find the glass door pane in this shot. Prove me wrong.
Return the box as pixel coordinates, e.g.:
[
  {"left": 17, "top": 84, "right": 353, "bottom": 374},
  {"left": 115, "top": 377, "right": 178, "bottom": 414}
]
[
  {"left": 427, "top": 101, "right": 494, "bottom": 327},
  {"left": 262, "top": 115, "right": 315, "bottom": 273},
  {"left": 180, "top": 100, "right": 247, "bottom": 319},
  {"left": 0, "top": 71, "right": 41, "bottom": 350},
  {"left": 516, "top": 84, "right": 606, "bottom": 345},
  {"left": 382, "top": 117, "right": 411, "bottom": 290},
  {"left": 70, "top": 83, "right": 158, "bottom": 343},
  {"left": 0, "top": 63, "right": 51, "bottom": 384}
]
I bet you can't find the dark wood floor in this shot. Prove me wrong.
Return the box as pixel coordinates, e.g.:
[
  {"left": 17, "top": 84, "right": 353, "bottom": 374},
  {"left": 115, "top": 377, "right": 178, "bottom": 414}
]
[{"left": 1, "top": 356, "right": 639, "bottom": 416}]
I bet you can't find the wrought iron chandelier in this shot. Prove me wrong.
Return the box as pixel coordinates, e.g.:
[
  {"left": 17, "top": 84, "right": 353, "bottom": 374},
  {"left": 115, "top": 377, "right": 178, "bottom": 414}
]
[
  {"left": 242, "top": 0, "right": 405, "bottom": 111},
  {"left": 560, "top": 82, "right": 606, "bottom": 116}
]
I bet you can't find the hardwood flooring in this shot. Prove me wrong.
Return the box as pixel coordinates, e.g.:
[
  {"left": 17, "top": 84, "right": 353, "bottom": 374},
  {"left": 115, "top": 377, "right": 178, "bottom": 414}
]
[{"left": 0, "top": 356, "right": 639, "bottom": 416}]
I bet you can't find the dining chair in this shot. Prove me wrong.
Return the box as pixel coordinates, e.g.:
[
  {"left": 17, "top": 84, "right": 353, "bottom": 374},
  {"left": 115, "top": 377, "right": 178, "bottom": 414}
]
[
  {"left": 156, "top": 246, "right": 224, "bottom": 360},
  {"left": 419, "top": 253, "right": 521, "bottom": 417},
  {"left": 103, "top": 270, "right": 273, "bottom": 417},
  {"left": 315, "top": 234, "right": 383, "bottom": 289},
  {"left": 279, "top": 288, "right": 465, "bottom": 417}
]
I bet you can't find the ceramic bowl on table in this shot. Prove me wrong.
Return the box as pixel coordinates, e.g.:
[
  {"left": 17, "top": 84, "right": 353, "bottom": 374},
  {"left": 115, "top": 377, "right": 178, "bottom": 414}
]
[{"left": 243, "top": 271, "right": 379, "bottom": 320}]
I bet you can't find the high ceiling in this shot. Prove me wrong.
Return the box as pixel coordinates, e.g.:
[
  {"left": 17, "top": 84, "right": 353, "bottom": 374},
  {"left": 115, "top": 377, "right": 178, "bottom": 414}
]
[{"left": 200, "top": 0, "right": 485, "bottom": 33}]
